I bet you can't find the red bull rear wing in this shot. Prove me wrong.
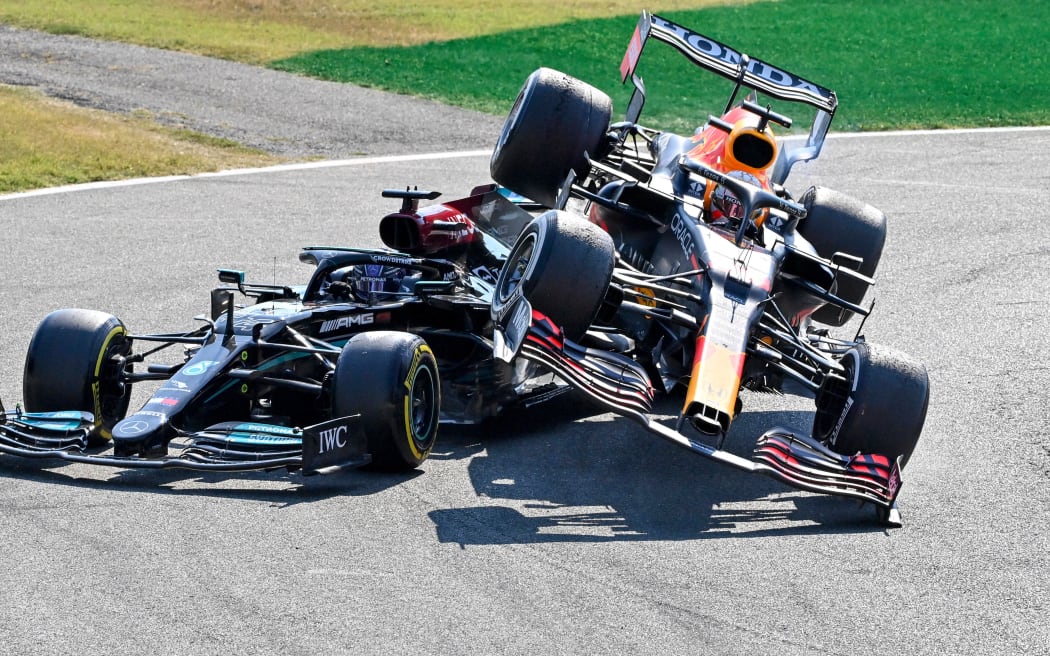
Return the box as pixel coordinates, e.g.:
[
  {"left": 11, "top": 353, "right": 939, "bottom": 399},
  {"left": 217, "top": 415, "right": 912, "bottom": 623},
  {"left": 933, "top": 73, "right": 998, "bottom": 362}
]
[
  {"left": 620, "top": 11, "right": 837, "bottom": 113},
  {"left": 620, "top": 12, "right": 838, "bottom": 182}
]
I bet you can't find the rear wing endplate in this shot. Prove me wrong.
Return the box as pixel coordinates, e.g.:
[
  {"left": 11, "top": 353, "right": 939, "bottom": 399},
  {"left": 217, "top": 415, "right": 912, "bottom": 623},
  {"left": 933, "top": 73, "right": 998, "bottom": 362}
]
[{"left": 620, "top": 12, "right": 838, "bottom": 182}]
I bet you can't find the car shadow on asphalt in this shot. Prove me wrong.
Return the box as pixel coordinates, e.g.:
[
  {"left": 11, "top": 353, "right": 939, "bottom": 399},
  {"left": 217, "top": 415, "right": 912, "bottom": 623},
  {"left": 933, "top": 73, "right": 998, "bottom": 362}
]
[
  {"left": 0, "top": 451, "right": 423, "bottom": 507},
  {"left": 428, "top": 393, "right": 892, "bottom": 544},
  {"left": 0, "top": 393, "right": 895, "bottom": 530}
]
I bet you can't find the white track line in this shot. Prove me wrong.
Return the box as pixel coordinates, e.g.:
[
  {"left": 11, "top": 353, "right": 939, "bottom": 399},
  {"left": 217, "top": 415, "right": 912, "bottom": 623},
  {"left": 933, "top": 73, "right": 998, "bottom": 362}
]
[
  {"left": 825, "top": 125, "right": 1050, "bottom": 139},
  {"left": 2, "top": 125, "right": 1048, "bottom": 201},
  {"left": 0, "top": 149, "right": 492, "bottom": 201}
]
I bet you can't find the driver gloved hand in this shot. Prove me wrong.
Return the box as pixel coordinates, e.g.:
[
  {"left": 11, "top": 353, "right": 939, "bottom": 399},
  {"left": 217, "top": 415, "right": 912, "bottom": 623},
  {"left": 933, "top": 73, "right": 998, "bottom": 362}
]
[{"left": 328, "top": 281, "right": 353, "bottom": 300}]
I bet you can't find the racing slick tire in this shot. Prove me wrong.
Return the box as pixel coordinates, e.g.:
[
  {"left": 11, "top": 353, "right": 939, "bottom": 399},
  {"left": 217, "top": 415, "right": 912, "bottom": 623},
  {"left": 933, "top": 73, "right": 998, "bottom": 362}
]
[
  {"left": 22, "top": 308, "right": 132, "bottom": 445},
  {"left": 490, "top": 67, "right": 612, "bottom": 208},
  {"left": 331, "top": 331, "right": 440, "bottom": 471},
  {"left": 493, "top": 210, "right": 615, "bottom": 341},
  {"left": 798, "top": 186, "right": 887, "bottom": 326},
  {"left": 812, "top": 342, "right": 929, "bottom": 468}
]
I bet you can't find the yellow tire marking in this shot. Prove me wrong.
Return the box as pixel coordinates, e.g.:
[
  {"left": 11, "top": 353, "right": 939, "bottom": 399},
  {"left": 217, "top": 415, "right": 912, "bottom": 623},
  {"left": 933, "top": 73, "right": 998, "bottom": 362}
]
[
  {"left": 91, "top": 325, "right": 125, "bottom": 441},
  {"left": 402, "top": 343, "right": 435, "bottom": 461}
]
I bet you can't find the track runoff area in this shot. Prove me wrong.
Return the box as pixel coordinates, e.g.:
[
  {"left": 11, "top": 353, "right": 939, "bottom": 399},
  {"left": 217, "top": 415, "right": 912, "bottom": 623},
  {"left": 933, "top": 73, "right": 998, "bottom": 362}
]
[{"left": 2, "top": 125, "right": 1047, "bottom": 202}]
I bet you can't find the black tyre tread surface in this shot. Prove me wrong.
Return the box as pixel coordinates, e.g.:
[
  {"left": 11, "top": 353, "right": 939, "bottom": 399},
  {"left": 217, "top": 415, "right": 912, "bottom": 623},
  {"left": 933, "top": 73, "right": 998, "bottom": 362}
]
[
  {"left": 799, "top": 186, "right": 887, "bottom": 326},
  {"left": 500, "top": 210, "right": 615, "bottom": 340},
  {"left": 816, "top": 342, "right": 929, "bottom": 467},
  {"left": 490, "top": 67, "right": 612, "bottom": 208},
  {"left": 22, "top": 308, "right": 131, "bottom": 443},
  {"left": 332, "top": 331, "right": 440, "bottom": 471}
]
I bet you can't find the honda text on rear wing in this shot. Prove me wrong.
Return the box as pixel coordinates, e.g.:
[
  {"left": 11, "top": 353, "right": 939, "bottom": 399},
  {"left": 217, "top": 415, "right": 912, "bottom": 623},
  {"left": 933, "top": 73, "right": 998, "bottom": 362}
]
[{"left": 619, "top": 11, "right": 838, "bottom": 184}]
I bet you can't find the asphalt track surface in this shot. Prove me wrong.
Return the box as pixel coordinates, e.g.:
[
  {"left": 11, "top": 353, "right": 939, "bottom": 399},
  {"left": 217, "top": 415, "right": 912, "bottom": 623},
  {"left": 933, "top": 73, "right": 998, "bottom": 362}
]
[{"left": 1, "top": 27, "right": 1048, "bottom": 656}]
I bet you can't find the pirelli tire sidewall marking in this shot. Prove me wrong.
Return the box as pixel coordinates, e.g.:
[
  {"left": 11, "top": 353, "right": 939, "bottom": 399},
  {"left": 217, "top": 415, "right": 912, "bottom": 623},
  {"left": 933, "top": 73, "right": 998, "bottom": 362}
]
[
  {"left": 402, "top": 342, "right": 438, "bottom": 461},
  {"left": 91, "top": 325, "right": 127, "bottom": 440},
  {"left": 828, "top": 348, "right": 861, "bottom": 447}
]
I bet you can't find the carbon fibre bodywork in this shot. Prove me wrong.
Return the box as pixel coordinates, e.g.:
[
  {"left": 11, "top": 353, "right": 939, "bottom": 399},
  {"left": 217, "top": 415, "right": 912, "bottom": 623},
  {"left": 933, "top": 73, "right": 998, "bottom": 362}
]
[
  {"left": 2, "top": 13, "right": 926, "bottom": 526},
  {"left": 486, "top": 12, "right": 928, "bottom": 525},
  {"left": 0, "top": 189, "right": 558, "bottom": 474}
]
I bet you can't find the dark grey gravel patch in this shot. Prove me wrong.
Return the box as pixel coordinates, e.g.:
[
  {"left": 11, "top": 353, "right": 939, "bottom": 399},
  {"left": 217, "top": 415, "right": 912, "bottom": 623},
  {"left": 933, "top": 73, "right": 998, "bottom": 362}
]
[{"left": 0, "top": 24, "right": 504, "bottom": 159}]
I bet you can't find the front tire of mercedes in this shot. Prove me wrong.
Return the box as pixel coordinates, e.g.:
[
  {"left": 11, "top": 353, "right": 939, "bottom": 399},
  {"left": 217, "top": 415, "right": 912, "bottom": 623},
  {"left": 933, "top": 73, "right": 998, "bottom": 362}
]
[
  {"left": 22, "top": 308, "right": 133, "bottom": 446},
  {"left": 331, "top": 331, "right": 440, "bottom": 471}
]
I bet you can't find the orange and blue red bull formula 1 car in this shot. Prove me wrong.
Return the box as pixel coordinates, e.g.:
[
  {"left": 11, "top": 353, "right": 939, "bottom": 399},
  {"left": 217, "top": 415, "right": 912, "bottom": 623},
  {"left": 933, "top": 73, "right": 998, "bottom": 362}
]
[{"left": 486, "top": 12, "right": 928, "bottom": 525}]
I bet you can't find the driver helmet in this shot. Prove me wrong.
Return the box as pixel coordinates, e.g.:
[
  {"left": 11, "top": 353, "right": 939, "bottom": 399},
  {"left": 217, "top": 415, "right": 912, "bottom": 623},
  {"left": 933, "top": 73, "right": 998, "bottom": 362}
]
[
  {"left": 349, "top": 264, "right": 406, "bottom": 301},
  {"left": 709, "top": 170, "right": 761, "bottom": 225}
]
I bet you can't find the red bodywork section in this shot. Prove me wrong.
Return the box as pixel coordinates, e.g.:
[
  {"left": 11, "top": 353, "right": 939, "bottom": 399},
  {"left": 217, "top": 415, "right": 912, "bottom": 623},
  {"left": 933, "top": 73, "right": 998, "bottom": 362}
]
[{"left": 380, "top": 201, "right": 479, "bottom": 255}]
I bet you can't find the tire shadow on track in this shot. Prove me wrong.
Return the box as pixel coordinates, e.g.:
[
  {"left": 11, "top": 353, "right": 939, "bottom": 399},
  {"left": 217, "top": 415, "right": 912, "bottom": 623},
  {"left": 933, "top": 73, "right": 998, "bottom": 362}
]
[{"left": 428, "top": 394, "right": 891, "bottom": 544}]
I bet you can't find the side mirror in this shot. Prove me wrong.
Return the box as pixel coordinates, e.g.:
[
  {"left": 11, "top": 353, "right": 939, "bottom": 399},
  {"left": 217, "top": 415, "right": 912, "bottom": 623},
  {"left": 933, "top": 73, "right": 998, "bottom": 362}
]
[{"left": 217, "top": 269, "right": 245, "bottom": 285}]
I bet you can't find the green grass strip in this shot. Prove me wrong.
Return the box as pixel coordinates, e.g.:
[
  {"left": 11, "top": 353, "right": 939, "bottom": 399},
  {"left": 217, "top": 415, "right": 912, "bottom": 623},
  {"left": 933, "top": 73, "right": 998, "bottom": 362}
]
[{"left": 272, "top": 0, "right": 1050, "bottom": 132}]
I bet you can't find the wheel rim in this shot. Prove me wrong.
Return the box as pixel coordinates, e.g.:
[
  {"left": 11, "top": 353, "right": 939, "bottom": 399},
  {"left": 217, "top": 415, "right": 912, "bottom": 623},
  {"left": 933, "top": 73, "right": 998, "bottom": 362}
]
[
  {"left": 409, "top": 363, "right": 438, "bottom": 447},
  {"left": 813, "top": 349, "right": 858, "bottom": 444},
  {"left": 497, "top": 233, "right": 536, "bottom": 304},
  {"left": 93, "top": 331, "right": 132, "bottom": 438}
]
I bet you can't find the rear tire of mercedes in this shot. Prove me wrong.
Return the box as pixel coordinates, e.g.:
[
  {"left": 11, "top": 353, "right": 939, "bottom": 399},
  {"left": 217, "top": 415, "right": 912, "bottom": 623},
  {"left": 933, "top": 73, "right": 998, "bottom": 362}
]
[
  {"left": 812, "top": 342, "right": 929, "bottom": 468},
  {"left": 490, "top": 67, "right": 612, "bottom": 208},
  {"left": 331, "top": 331, "right": 440, "bottom": 471},
  {"left": 798, "top": 186, "right": 887, "bottom": 326},
  {"left": 493, "top": 210, "right": 615, "bottom": 341},
  {"left": 22, "top": 308, "right": 132, "bottom": 446}
]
